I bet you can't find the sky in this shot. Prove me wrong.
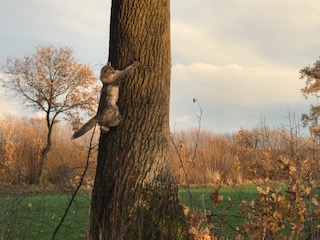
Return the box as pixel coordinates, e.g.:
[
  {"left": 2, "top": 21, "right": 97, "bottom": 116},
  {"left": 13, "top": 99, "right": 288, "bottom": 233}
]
[{"left": 1, "top": 0, "right": 320, "bottom": 134}]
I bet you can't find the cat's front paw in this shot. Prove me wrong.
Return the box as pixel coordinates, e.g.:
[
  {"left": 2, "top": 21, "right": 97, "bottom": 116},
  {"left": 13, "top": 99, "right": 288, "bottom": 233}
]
[
  {"left": 100, "top": 125, "right": 110, "bottom": 133},
  {"left": 132, "top": 61, "right": 139, "bottom": 67},
  {"left": 113, "top": 115, "right": 122, "bottom": 126}
]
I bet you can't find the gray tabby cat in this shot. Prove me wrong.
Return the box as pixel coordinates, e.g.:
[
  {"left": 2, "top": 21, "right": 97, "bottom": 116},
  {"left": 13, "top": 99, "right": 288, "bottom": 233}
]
[{"left": 72, "top": 61, "right": 139, "bottom": 139}]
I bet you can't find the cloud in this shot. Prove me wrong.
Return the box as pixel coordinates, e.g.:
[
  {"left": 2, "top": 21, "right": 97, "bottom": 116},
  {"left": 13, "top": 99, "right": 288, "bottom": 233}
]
[
  {"left": 170, "top": 63, "right": 308, "bottom": 133},
  {"left": 0, "top": 74, "right": 32, "bottom": 117},
  {"left": 0, "top": 102, "right": 18, "bottom": 116},
  {"left": 169, "top": 0, "right": 320, "bottom": 132},
  {"left": 171, "top": 21, "right": 262, "bottom": 66},
  {"left": 0, "top": 89, "right": 21, "bottom": 117},
  {"left": 1, "top": 0, "right": 319, "bottom": 133},
  {"left": 172, "top": 63, "right": 303, "bottom": 106},
  {"left": 171, "top": 0, "right": 320, "bottom": 68},
  {"left": 0, "top": 0, "right": 110, "bottom": 68},
  {"left": 171, "top": 115, "right": 195, "bottom": 132}
]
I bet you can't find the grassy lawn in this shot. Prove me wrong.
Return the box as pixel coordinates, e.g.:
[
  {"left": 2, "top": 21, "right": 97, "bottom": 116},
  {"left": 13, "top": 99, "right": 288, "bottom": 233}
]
[
  {"left": 0, "top": 192, "right": 91, "bottom": 240},
  {"left": 180, "top": 185, "right": 258, "bottom": 237},
  {"left": 0, "top": 186, "right": 259, "bottom": 239}
]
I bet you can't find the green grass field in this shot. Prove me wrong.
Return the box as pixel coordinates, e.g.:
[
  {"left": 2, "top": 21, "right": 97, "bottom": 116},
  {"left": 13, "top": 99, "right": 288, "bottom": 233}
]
[
  {"left": 179, "top": 185, "right": 258, "bottom": 237},
  {"left": 0, "top": 186, "right": 259, "bottom": 240},
  {"left": 0, "top": 192, "right": 91, "bottom": 240}
]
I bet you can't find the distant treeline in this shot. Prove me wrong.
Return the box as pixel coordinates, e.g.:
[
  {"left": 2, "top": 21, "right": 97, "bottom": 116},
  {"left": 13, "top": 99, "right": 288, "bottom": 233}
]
[{"left": 0, "top": 115, "right": 319, "bottom": 186}]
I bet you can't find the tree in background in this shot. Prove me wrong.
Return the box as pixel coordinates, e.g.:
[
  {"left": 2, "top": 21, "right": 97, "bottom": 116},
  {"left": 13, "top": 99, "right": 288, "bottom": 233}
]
[
  {"left": 2, "top": 44, "right": 99, "bottom": 184},
  {"left": 300, "top": 58, "right": 320, "bottom": 139},
  {"left": 89, "top": 0, "right": 189, "bottom": 239},
  {"left": 300, "top": 57, "right": 320, "bottom": 175}
]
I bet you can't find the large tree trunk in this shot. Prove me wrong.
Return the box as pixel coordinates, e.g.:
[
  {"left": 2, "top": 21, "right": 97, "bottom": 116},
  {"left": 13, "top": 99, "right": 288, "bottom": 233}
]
[
  {"left": 89, "top": 0, "right": 189, "bottom": 239},
  {"left": 34, "top": 115, "right": 54, "bottom": 185}
]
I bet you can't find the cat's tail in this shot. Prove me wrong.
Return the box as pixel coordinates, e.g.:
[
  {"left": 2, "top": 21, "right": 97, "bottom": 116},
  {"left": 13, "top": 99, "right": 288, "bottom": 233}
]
[{"left": 72, "top": 118, "right": 99, "bottom": 139}]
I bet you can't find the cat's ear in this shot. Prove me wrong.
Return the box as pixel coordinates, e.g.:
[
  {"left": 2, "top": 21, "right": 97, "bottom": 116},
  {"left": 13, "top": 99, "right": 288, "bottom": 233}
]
[{"left": 107, "top": 62, "right": 112, "bottom": 67}]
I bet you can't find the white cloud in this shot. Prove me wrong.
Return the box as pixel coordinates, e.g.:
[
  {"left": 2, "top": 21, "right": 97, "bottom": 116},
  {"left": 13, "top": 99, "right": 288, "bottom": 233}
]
[
  {"left": 170, "top": 63, "right": 307, "bottom": 133},
  {"left": 171, "top": 115, "right": 196, "bottom": 132},
  {"left": 171, "top": 21, "right": 263, "bottom": 66},
  {"left": 172, "top": 0, "right": 320, "bottom": 68},
  {"left": 1, "top": 0, "right": 319, "bottom": 133},
  {"left": 172, "top": 63, "right": 303, "bottom": 106},
  {"left": 0, "top": 102, "right": 18, "bottom": 116},
  {"left": 0, "top": 0, "right": 110, "bottom": 68}
]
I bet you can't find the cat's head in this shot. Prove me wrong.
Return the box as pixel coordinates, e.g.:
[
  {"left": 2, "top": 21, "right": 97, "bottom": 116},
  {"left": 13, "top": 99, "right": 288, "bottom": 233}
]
[{"left": 100, "top": 62, "right": 116, "bottom": 83}]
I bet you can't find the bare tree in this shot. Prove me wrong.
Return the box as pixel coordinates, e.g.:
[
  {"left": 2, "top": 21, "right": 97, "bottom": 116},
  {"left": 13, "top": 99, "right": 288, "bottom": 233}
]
[
  {"left": 89, "top": 0, "right": 189, "bottom": 239},
  {"left": 2, "top": 44, "right": 99, "bottom": 184}
]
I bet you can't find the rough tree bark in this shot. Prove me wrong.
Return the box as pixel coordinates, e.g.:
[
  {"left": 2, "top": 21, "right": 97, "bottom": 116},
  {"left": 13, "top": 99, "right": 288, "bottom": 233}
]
[{"left": 89, "top": 0, "right": 189, "bottom": 239}]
